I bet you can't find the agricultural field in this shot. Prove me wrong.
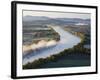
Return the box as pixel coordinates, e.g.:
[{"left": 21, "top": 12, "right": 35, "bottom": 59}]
[{"left": 23, "top": 25, "right": 60, "bottom": 45}]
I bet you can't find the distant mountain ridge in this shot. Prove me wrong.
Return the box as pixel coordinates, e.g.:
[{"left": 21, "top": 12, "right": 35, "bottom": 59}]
[
  {"left": 23, "top": 15, "right": 90, "bottom": 26},
  {"left": 23, "top": 15, "right": 50, "bottom": 21}
]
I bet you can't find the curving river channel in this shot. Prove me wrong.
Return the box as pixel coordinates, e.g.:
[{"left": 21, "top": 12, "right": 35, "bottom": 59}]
[{"left": 23, "top": 26, "right": 81, "bottom": 65}]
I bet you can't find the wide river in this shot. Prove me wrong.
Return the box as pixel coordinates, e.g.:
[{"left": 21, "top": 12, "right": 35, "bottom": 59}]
[{"left": 23, "top": 26, "right": 81, "bottom": 65}]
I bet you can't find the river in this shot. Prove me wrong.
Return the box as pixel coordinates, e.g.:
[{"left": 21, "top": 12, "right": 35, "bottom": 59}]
[{"left": 23, "top": 26, "right": 81, "bottom": 65}]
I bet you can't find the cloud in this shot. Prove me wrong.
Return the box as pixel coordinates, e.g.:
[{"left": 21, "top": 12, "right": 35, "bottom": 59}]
[{"left": 23, "top": 40, "right": 58, "bottom": 55}]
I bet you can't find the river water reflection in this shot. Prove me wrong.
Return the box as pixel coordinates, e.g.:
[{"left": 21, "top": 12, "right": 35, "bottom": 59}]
[{"left": 23, "top": 26, "right": 81, "bottom": 65}]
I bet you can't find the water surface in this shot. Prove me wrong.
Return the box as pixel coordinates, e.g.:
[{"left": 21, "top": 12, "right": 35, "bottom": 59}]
[{"left": 23, "top": 26, "right": 81, "bottom": 65}]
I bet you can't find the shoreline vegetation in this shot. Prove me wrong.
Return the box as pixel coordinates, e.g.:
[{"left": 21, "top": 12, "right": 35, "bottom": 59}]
[
  {"left": 23, "top": 26, "right": 60, "bottom": 45},
  {"left": 23, "top": 28, "right": 91, "bottom": 69},
  {"left": 23, "top": 26, "right": 60, "bottom": 56}
]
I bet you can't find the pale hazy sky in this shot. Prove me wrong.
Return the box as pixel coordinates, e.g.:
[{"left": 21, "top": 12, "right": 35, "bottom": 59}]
[{"left": 23, "top": 10, "right": 90, "bottom": 19}]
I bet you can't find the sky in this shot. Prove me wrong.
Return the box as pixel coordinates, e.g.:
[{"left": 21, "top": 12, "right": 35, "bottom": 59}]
[{"left": 23, "top": 10, "right": 90, "bottom": 19}]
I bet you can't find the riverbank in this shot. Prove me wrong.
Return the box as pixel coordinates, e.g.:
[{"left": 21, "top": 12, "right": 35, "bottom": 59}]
[
  {"left": 23, "top": 41, "right": 90, "bottom": 69},
  {"left": 23, "top": 26, "right": 81, "bottom": 65},
  {"left": 23, "top": 26, "right": 90, "bottom": 69},
  {"left": 23, "top": 25, "right": 60, "bottom": 56}
]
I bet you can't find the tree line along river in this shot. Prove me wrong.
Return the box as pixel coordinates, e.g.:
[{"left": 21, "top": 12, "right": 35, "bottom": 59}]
[{"left": 23, "top": 26, "right": 81, "bottom": 65}]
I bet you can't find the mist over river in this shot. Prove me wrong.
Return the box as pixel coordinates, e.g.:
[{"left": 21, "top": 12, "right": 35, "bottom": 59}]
[{"left": 23, "top": 26, "right": 81, "bottom": 65}]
